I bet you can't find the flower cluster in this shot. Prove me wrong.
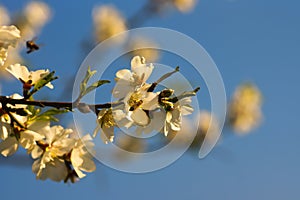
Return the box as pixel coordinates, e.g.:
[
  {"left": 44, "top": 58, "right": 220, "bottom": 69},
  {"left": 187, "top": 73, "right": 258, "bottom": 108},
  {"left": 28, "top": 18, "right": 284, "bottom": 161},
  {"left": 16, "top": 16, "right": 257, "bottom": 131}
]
[
  {"left": 93, "top": 56, "right": 197, "bottom": 144},
  {"left": 0, "top": 25, "right": 96, "bottom": 183}
]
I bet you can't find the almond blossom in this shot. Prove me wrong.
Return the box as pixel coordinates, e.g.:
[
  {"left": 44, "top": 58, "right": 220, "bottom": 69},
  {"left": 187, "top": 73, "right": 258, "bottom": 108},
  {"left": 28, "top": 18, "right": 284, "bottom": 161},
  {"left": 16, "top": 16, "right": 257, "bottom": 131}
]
[
  {"left": 113, "top": 56, "right": 154, "bottom": 98},
  {"left": 6, "top": 63, "right": 54, "bottom": 89},
  {"left": 0, "top": 25, "right": 20, "bottom": 66}
]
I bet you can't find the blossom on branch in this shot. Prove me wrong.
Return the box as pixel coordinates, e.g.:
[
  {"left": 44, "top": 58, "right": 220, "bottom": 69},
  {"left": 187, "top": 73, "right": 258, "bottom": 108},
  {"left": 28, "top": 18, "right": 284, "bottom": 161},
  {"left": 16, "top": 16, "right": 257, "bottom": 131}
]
[
  {"left": 113, "top": 56, "right": 154, "bottom": 98},
  {"left": 6, "top": 63, "right": 54, "bottom": 89}
]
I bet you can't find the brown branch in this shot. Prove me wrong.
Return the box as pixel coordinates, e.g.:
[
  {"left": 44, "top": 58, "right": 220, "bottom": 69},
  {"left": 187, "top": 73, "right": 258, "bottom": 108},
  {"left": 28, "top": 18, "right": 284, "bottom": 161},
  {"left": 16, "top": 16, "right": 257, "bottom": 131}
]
[{"left": 0, "top": 96, "right": 123, "bottom": 112}]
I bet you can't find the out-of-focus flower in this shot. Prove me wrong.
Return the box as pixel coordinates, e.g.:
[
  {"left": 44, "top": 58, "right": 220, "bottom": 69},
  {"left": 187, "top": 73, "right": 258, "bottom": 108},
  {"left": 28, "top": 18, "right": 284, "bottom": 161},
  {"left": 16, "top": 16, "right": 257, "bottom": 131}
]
[
  {"left": 6, "top": 63, "right": 54, "bottom": 89},
  {"left": 190, "top": 111, "right": 220, "bottom": 149},
  {"left": 92, "top": 5, "right": 127, "bottom": 43},
  {"left": 228, "top": 83, "right": 263, "bottom": 134},
  {"left": 171, "top": 0, "right": 197, "bottom": 13},
  {"left": 31, "top": 125, "right": 75, "bottom": 182},
  {"left": 113, "top": 56, "right": 154, "bottom": 98},
  {"left": 70, "top": 134, "right": 96, "bottom": 178},
  {"left": 0, "top": 25, "right": 21, "bottom": 66},
  {"left": 163, "top": 96, "right": 193, "bottom": 136},
  {"left": 14, "top": 1, "right": 51, "bottom": 39},
  {"left": 127, "top": 37, "right": 160, "bottom": 63},
  {"left": 24, "top": 1, "right": 51, "bottom": 30},
  {"left": 93, "top": 108, "right": 116, "bottom": 144},
  {"left": 0, "top": 6, "right": 10, "bottom": 26},
  {"left": 114, "top": 134, "right": 146, "bottom": 161}
]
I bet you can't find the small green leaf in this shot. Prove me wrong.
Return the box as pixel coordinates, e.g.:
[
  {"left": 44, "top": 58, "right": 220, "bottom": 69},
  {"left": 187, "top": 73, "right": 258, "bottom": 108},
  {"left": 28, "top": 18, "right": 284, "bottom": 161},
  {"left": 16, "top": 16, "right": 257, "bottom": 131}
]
[
  {"left": 80, "top": 66, "right": 97, "bottom": 96},
  {"left": 29, "top": 71, "right": 58, "bottom": 97},
  {"left": 81, "top": 80, "right": 110, "bottom": 97},
  {"left": 34, "top": 108, "right": 69, "bottom": 122}
]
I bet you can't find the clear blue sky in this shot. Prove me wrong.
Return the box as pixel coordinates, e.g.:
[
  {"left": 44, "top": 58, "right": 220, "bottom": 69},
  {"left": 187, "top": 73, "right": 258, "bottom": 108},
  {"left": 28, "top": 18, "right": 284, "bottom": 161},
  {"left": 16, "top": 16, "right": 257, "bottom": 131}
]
[{"left": 1, "top": 0, "right": 300, "bottom": 199}]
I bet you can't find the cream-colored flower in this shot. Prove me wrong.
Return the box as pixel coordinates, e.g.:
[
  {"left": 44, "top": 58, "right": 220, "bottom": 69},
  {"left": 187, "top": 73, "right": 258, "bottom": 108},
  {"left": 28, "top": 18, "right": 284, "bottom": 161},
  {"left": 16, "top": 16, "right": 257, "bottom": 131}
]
[
  {"left": 0, "top": 93, "right": 28, "bottom": 141},
  {"left": 32, "top": 156, "right": 68, "bottom": 182},
  {"left": 113, "top": 56, "right": 154, "bottom": 98},
  {"left": 0, "top": 25, "right": 21, "bottom": 66},
  {"left": 92, "top": 5, "right": 127, "bottom": 43},
  {"left": 70, "top": 134, "right": 96, "bottom": 178},
  {"left": 0, "top": 25, "right": 20, "bottom": 49},
  {"left": 163, "top": 97, "right": 193, "bottom": 136},
  {"left": 31, "top": 125, "right": 75, "bottom": 181},
  {"left": 0, "top": 6, "right": 10, "bottom": 26},
  {"left": 0, "top": 48, "right": 7, "bottom": 67},
  {"left": 6, "top": 63, "right": 54, "bottom": 89},
  {"left": 127, "top": 37, "right": 160, "bottom": 63},
  {"left": 124, "top": 86, "right": 159, "bottom": 126},
  {"left": 0, "top": 122, "right": 46, "bottom": 157},
  {"left": 0, "top": 107, "right": 11, "bottom": 140},
  {"left": 135, "top": 111, "right": 165, "bottom": 135},
  {"left": 228, "top": 83, "right": 263, "bottom": 134},
  {"left": 93, "top": 108, "right": 116, "bottom": 144},
  {"left": 171, "top": 0, "right": 196, "bottom": 13}
]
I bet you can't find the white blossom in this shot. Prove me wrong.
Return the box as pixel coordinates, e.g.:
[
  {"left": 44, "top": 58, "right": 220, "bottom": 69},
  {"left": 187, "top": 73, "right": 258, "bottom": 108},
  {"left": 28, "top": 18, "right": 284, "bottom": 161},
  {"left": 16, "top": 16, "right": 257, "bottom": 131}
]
[
  {"left": 163, "top": 97, "right": 193, "bottom": 136},
  {"left": 93, "top": 108, "right": 116, "bottom": 144},
  {"left": 0, "top": 25, "right": 20, "bottom": 66},
  {"left": 31, "top": 125, "right": 75, "bottom": 181},
  {"left": 113, "top": 56, "right": 154, "bottom": 98},
  {"left": 6, "top": 63, "right": 54, "bottom": 89},
  {"left": 70, "top": 134, "right": 96, "bottom": 178}
]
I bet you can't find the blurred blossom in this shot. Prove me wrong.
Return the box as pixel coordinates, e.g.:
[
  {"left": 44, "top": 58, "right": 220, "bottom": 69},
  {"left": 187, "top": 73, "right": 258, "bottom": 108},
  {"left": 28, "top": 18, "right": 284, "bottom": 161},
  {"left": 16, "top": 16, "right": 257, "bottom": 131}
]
[
  {"left": 13, "top": 1, "right": 51, "bottom": 39},
  {"left": 24, "top": 1, "right": 51, "bottom": 29},
  {"left": 0, "top": 25, "right": 21, "bottom": 69},
  {"left": 0, "top": 25, "right": 21, "bottom": 49},
  {"left": 165, "top": 117, "right": 194, "bottom": 147},
  {"left": 171, "top": 0, "right": 197, "bottom": 13},
  {"left": 0, "top": 49, "right": 23, "bottom": 77},
  {"left": 127, "top": 37, "right": 160, "bottom": 63},
  {"left": 228, "top": 83, "right": 263, "bottom": 134},
  {"left": 166, "top": 111, "right": 220, "bottom": 150},
  {"left": 190, "top": 110, "right": 220, "bottom": 149},
  {"left": 114, "top": 134, "right": 146, "bottom": 161},
  {"left": 92, "top": 5, "right": 127, "bottom": 43},
  {"left": 0, "top": 6, "right": 10, "bottom": 25},
  {"left": 152, "top": 0, "right": 196, "bottom": 13}
]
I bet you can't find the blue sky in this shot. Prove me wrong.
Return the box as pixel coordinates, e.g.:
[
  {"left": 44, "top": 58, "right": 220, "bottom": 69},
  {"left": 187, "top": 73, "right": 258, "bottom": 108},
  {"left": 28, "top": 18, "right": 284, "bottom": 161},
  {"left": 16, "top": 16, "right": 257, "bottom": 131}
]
[{"left": 1, "top": 0, "right": 300, "bottom": 199}]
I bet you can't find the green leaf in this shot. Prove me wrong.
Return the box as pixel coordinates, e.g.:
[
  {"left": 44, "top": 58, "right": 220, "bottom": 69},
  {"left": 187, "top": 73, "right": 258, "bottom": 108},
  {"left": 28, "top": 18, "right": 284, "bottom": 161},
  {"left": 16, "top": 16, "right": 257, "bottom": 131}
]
[
  {"left": 81, "top": 80, "right": 110, "bottom": 97},
  {"left": 34, "top": 108, "right": 69, "bottom": 122},
  {"left": 80, "top": 66, "right": 97, "bottom": 96},
  {"left": 29, "top": 71, "right": 58, "bottom": 97}
]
